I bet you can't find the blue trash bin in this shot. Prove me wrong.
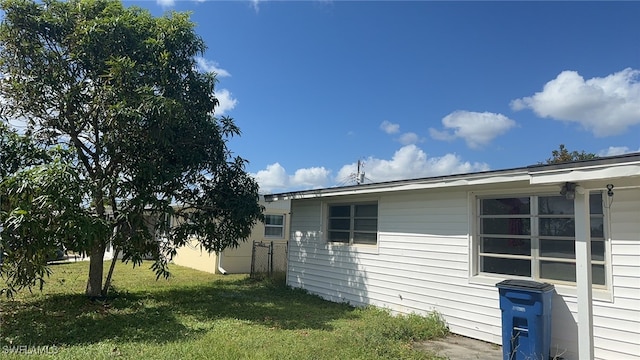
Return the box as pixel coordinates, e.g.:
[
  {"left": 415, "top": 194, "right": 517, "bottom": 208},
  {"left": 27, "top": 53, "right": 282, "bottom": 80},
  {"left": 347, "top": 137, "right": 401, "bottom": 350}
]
[{"left": 496, "top": 279, "right": 554, "bottom": 360}]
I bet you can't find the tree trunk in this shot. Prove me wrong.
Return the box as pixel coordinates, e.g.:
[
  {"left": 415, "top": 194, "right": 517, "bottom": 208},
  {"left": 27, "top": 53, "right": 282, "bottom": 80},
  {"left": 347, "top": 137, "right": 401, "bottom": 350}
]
[
  {"left": 87, "top": 188, "right": 107, "bottom": 298},
  {"left": 102, "top": 247, "right": 119, "bottom": 297},
  {"left": 85, "top": 242, "right": 106, "bottom": 298}
]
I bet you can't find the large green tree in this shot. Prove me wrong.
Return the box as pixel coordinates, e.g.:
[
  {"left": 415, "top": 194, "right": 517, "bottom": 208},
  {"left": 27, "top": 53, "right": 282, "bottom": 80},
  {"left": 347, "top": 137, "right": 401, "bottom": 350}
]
[{"left": 0, "top": 0, "right": 262, "bottom": 298}]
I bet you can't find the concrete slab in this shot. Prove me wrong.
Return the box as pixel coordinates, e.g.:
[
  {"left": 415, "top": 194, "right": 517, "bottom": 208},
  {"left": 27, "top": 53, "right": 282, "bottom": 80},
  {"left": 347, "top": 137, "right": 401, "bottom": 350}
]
[{"left": 415, "top": 334, "right": 503, "bottom": 360}]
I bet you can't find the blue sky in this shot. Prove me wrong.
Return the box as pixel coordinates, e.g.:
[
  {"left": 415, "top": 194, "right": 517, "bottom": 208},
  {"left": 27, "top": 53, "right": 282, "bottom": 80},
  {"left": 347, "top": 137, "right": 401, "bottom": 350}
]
[{"left": 135, "top": 1, "right": 639, "bottom": 193}]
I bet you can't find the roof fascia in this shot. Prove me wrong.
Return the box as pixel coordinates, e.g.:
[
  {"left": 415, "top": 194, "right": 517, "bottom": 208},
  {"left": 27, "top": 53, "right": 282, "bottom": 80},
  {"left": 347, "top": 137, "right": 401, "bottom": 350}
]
[
  {"left": 267, "top": 169, "right": 530, "bottom": 201},
  {"left": 529, "top": 161, "right": 640, "bottom": 184}
]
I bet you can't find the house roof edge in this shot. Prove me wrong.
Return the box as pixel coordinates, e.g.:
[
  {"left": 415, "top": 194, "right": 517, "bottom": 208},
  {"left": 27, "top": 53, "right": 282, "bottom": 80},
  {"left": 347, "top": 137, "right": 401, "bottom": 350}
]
[{"left": 263, "top": 152, "right": 640, "bottom": 201}]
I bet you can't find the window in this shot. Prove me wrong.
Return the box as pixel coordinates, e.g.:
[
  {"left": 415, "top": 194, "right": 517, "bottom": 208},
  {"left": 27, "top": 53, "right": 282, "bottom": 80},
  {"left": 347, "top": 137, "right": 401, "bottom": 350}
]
[
  {"left": 327, "top": 202, "right": 378, "bottom": 245},
  {"left": 477, "top": 193, "right": 606, "bottom": 286},
  {"left": 264, "top": 214, "right": 285, "bottom": 238}
]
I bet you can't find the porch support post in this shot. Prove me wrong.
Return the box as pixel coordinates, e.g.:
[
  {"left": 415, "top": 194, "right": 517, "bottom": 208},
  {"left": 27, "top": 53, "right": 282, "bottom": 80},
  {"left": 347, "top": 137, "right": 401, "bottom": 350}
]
[{"left": 574, "top": 187, "right": 594, "bottom": 360}]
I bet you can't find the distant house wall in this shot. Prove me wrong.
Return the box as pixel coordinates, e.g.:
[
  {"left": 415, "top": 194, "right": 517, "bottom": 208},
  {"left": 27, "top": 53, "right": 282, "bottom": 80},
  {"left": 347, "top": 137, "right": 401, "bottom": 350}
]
[
  {"left": 172, "top": 197, "right": 291, "bottom": 274},
  {"left": 172, "top": 237, "right": 218, "bottom": 273},
  {"left": 222, "top": 198, "right": 291, "bottom": 274},
  {"left": 286, "top": 180, "right": 640, "bottom": 360}
]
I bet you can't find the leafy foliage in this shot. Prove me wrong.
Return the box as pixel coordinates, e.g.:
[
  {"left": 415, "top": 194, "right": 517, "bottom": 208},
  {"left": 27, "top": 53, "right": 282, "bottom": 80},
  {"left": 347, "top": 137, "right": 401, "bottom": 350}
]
[
  {"left": 0, "top": 0, "right": 262, "bottom": 297},
  {"left": 0, "top": 153, "right": 108, "bottom": 297},
  {"left": 546, "top": 144, "right": 598, "bottom": 164},
  {"left": 0, "top": 123, "right": 50, "bottom": 179}
]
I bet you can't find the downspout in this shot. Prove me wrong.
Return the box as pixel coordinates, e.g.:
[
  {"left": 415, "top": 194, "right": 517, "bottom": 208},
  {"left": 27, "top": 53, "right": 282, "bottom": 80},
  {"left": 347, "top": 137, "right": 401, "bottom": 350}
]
[{"left": 217, "top": 251, "right": 228, "bottom": 275}]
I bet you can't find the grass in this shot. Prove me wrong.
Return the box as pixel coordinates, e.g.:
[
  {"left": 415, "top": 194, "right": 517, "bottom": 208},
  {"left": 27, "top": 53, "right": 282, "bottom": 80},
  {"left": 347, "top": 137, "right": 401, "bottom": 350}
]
[{"left": 0, "top": 262, "right": 448, "bottom": 359}]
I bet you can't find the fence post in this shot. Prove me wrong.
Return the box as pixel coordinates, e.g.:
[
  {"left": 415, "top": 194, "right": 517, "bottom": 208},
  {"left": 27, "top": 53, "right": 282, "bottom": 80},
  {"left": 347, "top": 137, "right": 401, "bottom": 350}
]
[
  {"left": 269, "top": 241, "right": 274, "bottom": 275},
  {"left": 250, "top": 240, "right": 256, "bottom": 278}
]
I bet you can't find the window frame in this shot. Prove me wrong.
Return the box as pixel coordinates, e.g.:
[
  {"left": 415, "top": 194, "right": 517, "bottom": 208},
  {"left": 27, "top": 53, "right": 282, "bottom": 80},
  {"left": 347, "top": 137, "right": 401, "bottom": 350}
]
[
  {"left": 264, "top": 214, "right": 286, "bottom": 239},
  {"left": 472, "top": 190, "right": 609, "bottom": 289},
  {"left": 325, "top": 201, "right": 379, "bottom": 246}
]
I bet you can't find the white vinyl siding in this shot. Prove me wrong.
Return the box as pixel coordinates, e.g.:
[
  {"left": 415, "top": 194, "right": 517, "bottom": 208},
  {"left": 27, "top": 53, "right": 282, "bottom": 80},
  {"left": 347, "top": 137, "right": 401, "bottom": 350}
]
[
  {"left": 591, "top": 188, "right": 640, "bottom": 360},
  {"left": 287, "top": 190, "right": 503, "bottom": 344}
]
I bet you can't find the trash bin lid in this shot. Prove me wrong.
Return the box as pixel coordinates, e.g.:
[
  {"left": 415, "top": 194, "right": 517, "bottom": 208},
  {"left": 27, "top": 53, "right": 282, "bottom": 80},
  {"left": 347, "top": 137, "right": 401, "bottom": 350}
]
[{"left": 495, "top": 279, "right": 554, "bottom": 292}]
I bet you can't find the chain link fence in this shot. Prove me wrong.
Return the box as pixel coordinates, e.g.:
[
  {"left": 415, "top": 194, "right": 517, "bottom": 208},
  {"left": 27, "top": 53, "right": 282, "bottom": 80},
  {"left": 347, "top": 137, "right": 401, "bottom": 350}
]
[{"left": 250, "top": 240, "right": 287, "bottom": 280}]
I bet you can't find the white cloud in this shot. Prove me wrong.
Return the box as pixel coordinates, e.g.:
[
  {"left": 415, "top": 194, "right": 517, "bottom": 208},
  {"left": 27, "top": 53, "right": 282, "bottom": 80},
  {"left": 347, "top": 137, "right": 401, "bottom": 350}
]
[
  {"left": 511, "top": 68, "right": 640, "bottom": 137},
  {"left": 214, "top": 89, "right": 238, "bottom": 115},
  {"left": 428, "top": 128, "right": 456, "bottom": 142},
  {"left": 256, "top": 146, "right": 489, "bottom": 193},
  {"left": 195, "top": 57, "right": 231, "bottom": 78},
  {"left": 598, "top": 146, "right": 640, "bottom": 157},
  {"left": 192, "top": 58, "right": 235, "bottom": 115},
  {"left": 398, "top": 132, "right": 420, "bottom": 145},
  {"left": 251, "top": 0, "right": 261, "bottom": 12},
  {"left": 336, "top": 145, "right": 490, "bottom": 184},
  {"left": 253, "top": 163, "right": 288, "bottom": 192},
  {"left": 156, "top": 0, "right": 206, "bottom": 7},
  {"left": 253, "top": 163, "right": 331, "bottom": 193},
  {"left": 156, "top": 0, "right": 175, "bottom": 8},
  {"left": 291, "top": 167, "right": 331, "bottom": 188},
  {"left": 380, "top": 120, "right": 400, "bottom": 134},
  {"left": 429, "top": 111, "right": 516, "bottom": 149},
  {"left": 380, "top": 121, "right": 422, "bottom": 145}
]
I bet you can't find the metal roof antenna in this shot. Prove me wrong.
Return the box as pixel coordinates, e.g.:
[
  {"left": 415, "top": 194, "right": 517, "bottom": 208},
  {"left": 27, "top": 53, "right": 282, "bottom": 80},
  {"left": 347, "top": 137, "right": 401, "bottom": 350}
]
[
  {"left": 336, "top": 159, "right": 372, "bottom": 186},
  {"left": 356, "top": 159, "right": 365, "bottom": 185}
]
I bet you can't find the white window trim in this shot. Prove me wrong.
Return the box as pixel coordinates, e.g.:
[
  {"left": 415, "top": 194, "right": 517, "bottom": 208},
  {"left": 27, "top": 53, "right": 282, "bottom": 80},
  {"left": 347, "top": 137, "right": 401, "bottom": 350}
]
[
  {"left": 467, "top": 188, "right": 613, "bottom": 300},
  {"left": 264, "top": 213, "right": 286, "bottom": 239},
  {"left": 323, "top": 200, "right": 379, "bottom": 248}
]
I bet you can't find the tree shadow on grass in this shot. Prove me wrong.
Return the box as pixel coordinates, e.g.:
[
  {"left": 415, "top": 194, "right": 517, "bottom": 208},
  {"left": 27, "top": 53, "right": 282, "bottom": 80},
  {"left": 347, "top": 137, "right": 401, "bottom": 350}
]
[{"left": 0, "top": 277, "right": 357, "bottom": 347}]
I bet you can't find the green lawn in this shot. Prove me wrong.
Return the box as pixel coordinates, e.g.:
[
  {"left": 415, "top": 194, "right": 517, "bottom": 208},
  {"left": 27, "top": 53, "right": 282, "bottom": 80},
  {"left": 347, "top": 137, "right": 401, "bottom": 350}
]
[{"left": 1, "top": 262, "right": 447, "bottom": 359}]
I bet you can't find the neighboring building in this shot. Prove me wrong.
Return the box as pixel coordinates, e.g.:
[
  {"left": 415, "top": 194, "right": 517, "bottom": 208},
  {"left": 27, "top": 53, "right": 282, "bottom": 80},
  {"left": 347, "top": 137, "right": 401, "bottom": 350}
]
[
  {"left": 265, "top": 153, "right": 640, "bottom": 360},
  {"left": 172, "top": 196, "right": 290, "bottom": 274}
]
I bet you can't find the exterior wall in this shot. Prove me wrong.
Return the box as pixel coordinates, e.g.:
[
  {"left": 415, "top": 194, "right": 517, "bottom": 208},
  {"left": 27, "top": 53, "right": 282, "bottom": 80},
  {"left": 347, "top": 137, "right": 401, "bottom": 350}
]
[
  {"left": 591, "top": 188, "right": 640, "bottom": 359},
  {"left": 286, "top": 187, "right": 640, "bottom": 360},
  {"left": 287, "top": 190, "right": 503, "bottom": 343},
  {"left": 172, "top": 238, "right": 218, "bottom": 273},
  {"left": 173, "top": 198, "right": 291, "bottom": 274},
  {"left": 216, "top": 240, "right": 252, "bottom": 274},
  {"left": 224, "top": 198, "right": 291, "bottom": 274}
]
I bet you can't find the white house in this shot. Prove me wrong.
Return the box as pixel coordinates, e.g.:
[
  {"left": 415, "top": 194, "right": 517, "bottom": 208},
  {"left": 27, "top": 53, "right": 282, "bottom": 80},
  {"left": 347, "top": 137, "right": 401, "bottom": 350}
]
[{"left": 265, "top": 153, "right": 640, "bottom": 360}]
